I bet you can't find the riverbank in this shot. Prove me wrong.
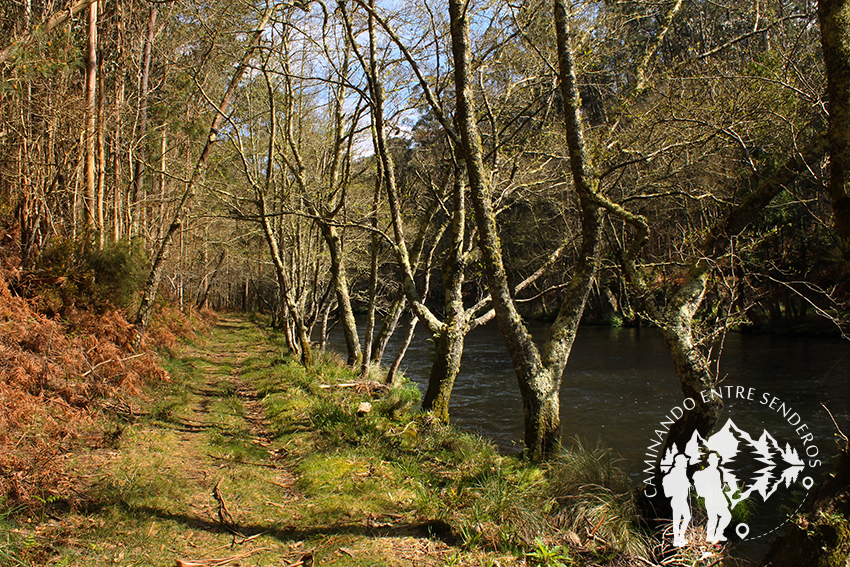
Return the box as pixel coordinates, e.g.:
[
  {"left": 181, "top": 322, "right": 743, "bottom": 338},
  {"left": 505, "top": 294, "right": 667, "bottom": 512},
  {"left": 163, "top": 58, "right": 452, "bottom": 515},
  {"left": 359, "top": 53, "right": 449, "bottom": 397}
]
[{"left": 2, "top": 316, "right": 726, "bottom": 566}]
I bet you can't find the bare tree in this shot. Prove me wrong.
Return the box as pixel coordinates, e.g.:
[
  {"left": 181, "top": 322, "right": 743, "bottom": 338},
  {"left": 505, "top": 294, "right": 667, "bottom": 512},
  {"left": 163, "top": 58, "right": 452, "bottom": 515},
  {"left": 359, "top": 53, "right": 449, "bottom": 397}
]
[
  {"left": 436, "top": 0, "right": 603, "bottom": 458},
  {"left": 134, "top": 2, "right": 276, "bottom": 339}
]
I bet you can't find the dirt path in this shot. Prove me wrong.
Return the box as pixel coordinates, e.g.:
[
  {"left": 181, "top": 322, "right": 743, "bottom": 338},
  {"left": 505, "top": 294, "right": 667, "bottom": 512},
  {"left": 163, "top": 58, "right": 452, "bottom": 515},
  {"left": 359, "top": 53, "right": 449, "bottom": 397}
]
[{"left": 53, "top": 316, "right": 461, "bottom": 567}]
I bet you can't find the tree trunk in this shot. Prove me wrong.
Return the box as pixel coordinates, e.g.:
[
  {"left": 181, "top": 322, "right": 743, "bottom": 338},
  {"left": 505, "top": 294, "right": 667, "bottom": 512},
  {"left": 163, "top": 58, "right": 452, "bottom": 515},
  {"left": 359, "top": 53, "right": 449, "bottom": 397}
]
[
  {"left": 111, "top": 6, "right": 125, "bottom": 243},
  {"left": 96, "top": 51, "right": 105, "bottom": 248},
  {"left": 283, "top": 302, "right": 299, "bottom": 355},
  {"left": 446, "top": 0, "right": 602, "bottom": 459},
  {"left": 131, "top": 6, "right": 156, "bottom": 237},
  {"left": 320, "top": 300, "right": 332, "bottom": 351},
  {"left": 656, "top": 266, "right": 722, "bottom": 458},
  {"left": 321, "top": 223, "right": 361, "bottom": 366},
  {"left": 157, "top": 130, "right": 167, "bottom": 241},
  {"left": 521, "top": 367, "right": 562, "bottom": 457},
  {"left": 84, "top": 0, "right": 98, "bottom": 232},
  {"left": 372, "top": 291, "right": 405, "bottom": 365},
  {"left": 820, "top": 0, "right": 850, "bottom": 267},
  {"left": 196, "top": 249, "right": 226, "bottom": 309},
  {"left": 422, "top": 174, "right": 468, "bottom": 420},
  {"left": 386, "top": 312, "right": 417, "bottom": 388},
  {"left": 360, "top": 155, "right": 382, "bottom": 379},
  {"left": 259, "top": 195, "right": 312, "bottom": 367},
  {"left": 421, "top": 319, "right": 464, "bottom": 422}
]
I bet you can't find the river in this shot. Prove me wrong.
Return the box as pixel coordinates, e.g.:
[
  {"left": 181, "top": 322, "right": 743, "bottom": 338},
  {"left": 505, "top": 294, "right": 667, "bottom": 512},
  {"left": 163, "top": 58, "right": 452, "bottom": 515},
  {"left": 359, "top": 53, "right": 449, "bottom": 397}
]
[
  {"left": 327, "top": 321, "right": 848, "bottom": 464},
  {"left": 323, "top": 318, "right": 850, "bottom": 559}
]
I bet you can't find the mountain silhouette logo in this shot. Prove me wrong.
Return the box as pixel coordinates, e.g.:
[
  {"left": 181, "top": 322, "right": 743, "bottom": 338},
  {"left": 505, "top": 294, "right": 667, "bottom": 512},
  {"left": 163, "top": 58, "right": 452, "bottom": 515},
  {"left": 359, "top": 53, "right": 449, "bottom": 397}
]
[
  {"left": 643, "top": 387, "right": 822, "bottom": 547},
  {"left": 660, "top": 419, "right": 806, "bottom": 545}
]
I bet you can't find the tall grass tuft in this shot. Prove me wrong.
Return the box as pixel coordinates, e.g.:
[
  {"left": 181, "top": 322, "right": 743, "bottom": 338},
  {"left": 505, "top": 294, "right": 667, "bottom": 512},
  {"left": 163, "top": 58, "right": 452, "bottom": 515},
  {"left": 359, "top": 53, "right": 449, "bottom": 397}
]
[
  {"left": 547, "top": 438, "right": 649, "bottom": 558},
  {"left": 464, "top": 462, "right": 548, "bottom": 548}
]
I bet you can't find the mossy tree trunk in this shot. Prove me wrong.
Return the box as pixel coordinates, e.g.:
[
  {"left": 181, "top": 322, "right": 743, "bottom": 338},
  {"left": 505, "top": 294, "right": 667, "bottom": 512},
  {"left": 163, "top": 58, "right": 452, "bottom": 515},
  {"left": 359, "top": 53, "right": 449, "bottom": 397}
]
[
  {"left": 445, "top": 0, "right": 602, "bottom": 459},
  {"left": 321, "top": 223, "right": 361, "bottom": 367},
  {"left": 346, "top": 1, "right": 467, "bottom": 419},
  {"left": 821, "top": 0, "right": 850, "bottom": 268},
  {"left": 349, "top": 0, "right": 602, "bottom": 435},
  {"left": 422, "top": 322, "right": 465, "bottom": 422},
  {"left": 606, "top": 143, "right": 824, "bottom": 463},
  {"left": 421, "top": 175, "right": 468, "bottom": 420},
  {"left": 256, "top": 63, "right": 312, "bottom": 367}
]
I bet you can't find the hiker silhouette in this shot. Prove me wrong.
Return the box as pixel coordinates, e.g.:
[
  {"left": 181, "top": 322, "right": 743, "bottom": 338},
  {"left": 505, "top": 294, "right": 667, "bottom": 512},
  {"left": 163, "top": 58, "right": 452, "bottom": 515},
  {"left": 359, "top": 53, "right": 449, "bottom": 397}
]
[
  {"left": 662, "top": 453, "right": 692, "bottom": 547},
  {"left": 693, "top": 452, "right": 733, "bottom": 543}
]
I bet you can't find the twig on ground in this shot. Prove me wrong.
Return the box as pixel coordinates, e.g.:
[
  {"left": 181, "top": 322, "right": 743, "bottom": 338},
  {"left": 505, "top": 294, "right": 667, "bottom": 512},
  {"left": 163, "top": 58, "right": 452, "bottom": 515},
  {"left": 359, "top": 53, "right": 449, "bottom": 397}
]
[
  {"left": 81, "top": 353, "right": 146, "bottom": 377},
  {"left": 212, "top": 479, "right": 242, "bottom": 537}
]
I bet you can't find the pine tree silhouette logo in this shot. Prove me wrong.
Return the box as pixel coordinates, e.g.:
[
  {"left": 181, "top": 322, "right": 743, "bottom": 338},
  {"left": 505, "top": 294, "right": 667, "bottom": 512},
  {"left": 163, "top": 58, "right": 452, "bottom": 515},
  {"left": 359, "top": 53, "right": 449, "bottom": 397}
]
[{"left": 659, "top": 418, "right": 808, "bottom": 546}]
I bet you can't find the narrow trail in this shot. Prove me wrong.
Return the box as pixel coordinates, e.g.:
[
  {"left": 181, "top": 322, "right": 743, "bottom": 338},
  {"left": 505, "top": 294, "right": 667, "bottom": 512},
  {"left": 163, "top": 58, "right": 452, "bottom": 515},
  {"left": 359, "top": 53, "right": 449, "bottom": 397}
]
[
  {"left": 140, "top": 317, "right": 302, "bottom": 539},
  {"left": 62, "top": 316, "right": 455, "bottom": 567}
]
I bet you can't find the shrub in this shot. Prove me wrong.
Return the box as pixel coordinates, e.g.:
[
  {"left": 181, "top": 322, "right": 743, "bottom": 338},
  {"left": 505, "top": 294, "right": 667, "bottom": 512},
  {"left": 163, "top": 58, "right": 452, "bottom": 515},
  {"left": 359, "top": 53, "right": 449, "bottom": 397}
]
[
  {"left": 33, "top": 237, "right": 148, "bottom": 312},
  {"left": 84, "top": 238, "right": 149, "bottom": 308}
]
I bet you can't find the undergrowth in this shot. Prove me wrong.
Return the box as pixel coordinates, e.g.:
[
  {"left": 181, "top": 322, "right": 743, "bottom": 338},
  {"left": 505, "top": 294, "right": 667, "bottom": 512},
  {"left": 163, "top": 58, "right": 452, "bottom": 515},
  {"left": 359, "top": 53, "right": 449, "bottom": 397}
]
[
  {"left": 0, "top": 272, "right": 724, "bottom": 566},
  {"left": 0, "top": 225, "right": 212, "bottom": 513}
]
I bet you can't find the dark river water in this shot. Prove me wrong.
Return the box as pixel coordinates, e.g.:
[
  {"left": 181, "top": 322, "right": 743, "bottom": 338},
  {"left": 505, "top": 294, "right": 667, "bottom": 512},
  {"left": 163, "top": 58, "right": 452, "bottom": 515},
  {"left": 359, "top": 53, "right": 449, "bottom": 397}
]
[
  {"left": 327, "top": 320, "right": 848, "bottom": 465},
  {"left": 323, "top": 318, "right": 850, "bottom": 559}
]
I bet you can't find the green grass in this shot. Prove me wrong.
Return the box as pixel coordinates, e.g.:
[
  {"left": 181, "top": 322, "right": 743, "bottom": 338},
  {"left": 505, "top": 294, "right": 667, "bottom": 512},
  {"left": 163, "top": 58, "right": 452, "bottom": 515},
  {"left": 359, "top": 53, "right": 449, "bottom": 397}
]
[
  {"left": 0, "top": 503, "right": 28, "bottom": 566},
  {"left": 2, "top": 315, "right": 684, "bottom": 567}
]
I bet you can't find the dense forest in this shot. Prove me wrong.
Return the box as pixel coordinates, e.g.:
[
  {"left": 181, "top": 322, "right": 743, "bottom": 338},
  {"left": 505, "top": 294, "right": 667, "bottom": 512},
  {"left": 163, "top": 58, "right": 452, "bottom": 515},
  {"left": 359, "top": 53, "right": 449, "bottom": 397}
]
[{"left": 2, "top": 0, "right": 850, "bottom": 565}]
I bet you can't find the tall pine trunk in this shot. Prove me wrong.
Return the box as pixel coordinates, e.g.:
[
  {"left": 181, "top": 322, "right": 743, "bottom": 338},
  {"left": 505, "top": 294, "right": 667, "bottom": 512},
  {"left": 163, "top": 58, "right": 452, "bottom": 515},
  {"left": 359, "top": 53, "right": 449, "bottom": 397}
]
[{"left": 84, "top": 0, "right": 98, "bottom": 233}]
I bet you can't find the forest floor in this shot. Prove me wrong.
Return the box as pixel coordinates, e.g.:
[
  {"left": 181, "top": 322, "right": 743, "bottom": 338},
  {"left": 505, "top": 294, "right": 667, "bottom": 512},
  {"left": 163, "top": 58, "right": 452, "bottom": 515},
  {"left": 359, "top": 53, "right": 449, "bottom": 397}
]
[{"left": 8, "top": 316, "right": 535, "bottom": 567}]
